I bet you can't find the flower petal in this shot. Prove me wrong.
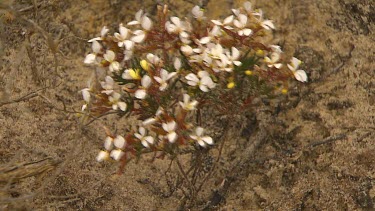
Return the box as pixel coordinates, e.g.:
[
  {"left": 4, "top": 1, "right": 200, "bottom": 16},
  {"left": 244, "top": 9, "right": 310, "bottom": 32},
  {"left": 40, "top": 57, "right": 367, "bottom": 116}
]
[
  {"left": 185, "top": 73, "right": 199, "bottom": 83},
  {"left": 174, "top": 58, "right": 181, "bottom": 70},
  {"left": 104, "top": 136, "right": 114, "bottom": 151},
  {"left": 196, "top": 127, "right": 204, "bottom": 136},
  {"left": 202, "top": 136, "right": 213, "bottom": 145},
  {"left": 199, "top": 36, "right": 211, "bottom": 44},
  {"left": 199, "top": 84, "right": 209, "bottom": 92},
  {"left": 141, "top": 75, "right": 152, "bottom": 88},
  {"left": 110, "top": 149, "right": 124, "bottom": 161},
  {"left": 114, "top": 135, "right": 126, "bottom": 149},
  {"left": 181, "top": 45, "right": 193, "bottom": 56},
  {"left": 135, "top": 89, "right": 147, "bottom": 99},
  {"left": 139, "top": 127, "right": 146, "bottom": 136},
  {"left": 96, "top": 150, "right": 109, "bottom": 162},
  {"left": 145, "top": 136, "right": 154, "bottom": 144},
  {"left": 274, "top": 63, "right": 283, "bottom": 69},
  {"left": 84, "top": 54, "right": 96, "bottom": 64},
  {"left": 118, "top": 102, "right": 127, "bottom": 111},
  {"left": 197, "top": 139, "right": 206, "bottom": 147},
  {"left": 167, "top": 121, "right": 176, "bottom": 131},
  {"left": 104, "top": 50, "right": 115, "bottom": 62},
  {"left": 141, "top": 140, "right": 149, "bottom": 148},
  {"left": 170, "top": 17, "right": 181, "bottom": 26},
  {"left": 167, "top": 132, "right": 177, "bottom": 143},
  {"left": 92, "top": 40, "right": 101, "bottom": 53},
  {"left": 143, "top": 118, "right": 156, "bottom": 126},
  {"left": 131, "top": 34, "right": 145, "bottom": 43},
  {"left": 141, "top": 16, "right": 152, "bottom": 30},
  {"left": 294, "top": 70, "right": 308, "bottom": 82},
  {"left": 223, "top": 15, "right": 234, "bottom": 25}
]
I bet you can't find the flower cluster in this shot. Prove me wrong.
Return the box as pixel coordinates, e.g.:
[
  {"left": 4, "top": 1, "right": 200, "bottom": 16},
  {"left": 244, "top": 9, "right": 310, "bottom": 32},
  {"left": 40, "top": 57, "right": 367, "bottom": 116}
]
[{"left": 81, "top": 2, "right": 307, "bottom": 165}]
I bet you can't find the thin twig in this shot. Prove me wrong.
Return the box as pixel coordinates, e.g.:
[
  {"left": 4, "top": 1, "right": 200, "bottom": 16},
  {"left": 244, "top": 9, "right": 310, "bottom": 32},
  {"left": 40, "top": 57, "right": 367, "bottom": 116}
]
[
  {"left": 196, "top": 120, "right": 230, "bottom": 194},
  {"left": 0, "top": 86, "right": 48, "bottom": 107},
  {"left": 176, "top": 156, "right": 197, "bottom": 198},
  {"left": 306, "top": 133, "right": 346, "bottom": 148}
]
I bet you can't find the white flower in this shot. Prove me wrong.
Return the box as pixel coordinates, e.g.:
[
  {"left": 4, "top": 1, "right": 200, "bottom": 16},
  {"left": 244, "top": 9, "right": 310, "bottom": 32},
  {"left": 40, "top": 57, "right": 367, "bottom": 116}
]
[
  {"left": 213, "top": 55, "right": 231, "bottom": 72},
  {"left": 198, "top": 25, "right": 222, "bottom": 45},
  {"left": 103, "top": 50, "right": 120, "bottom": 72},
  {"left": 108, "top": 92, "right": 127, "bottom": 111},
  {"left": 253, "top": 9, "right": 275, "bottom": 30},
  {"left": 131, "top": 30, "right": 146, "bottom": 43},
  {"left": 165, "top": 17, "right": 191, "bottom": 42},
  {"left": 134, "top": 127, "right": 154, "bottom": 148},
  {"left": 128, "top": 10, "right": 144, "bottom": 25},
  {"left": 211, "top": 15, "right": 234, "bottom": 29},
  {"left": 114, "top": 135, "right": 126, "bottom": 149},
  {"left": 146, "top": 53, "right": 161, "bottom": 65},
  {"left": 84, "top": 41, "right": 102, "bottom": 64},
  {"left": 88, "top": 26, "right": 109, "bottom": 42},
  {"left": 114, "top": 23, "right": 134, "bottom": 50},
  {"left": 96, "top": 150, "right": 109, "bottom": 162},
  {"left": 122, "top": 68, "right": 141, "bottom": 80},
  {"left": 226, "top": 47, "right": 242, "bottom": 67},
  {"left": 190, "top": 127, "right": 213, "bottom": 147},
  {"left": 208, "top": 43, "right": 225, "bottom": 59},
  {"left": 192, "top": 5, "right": 205, "bottom": 21},
  {"left": 287, "top": 57, "right": 308, "bottom": 82},
  {"left": 154, "top": 69, "right": 177, "bottom": 91},
  {"left": 135, "top": 75, "right": 152, "bottom": 99},
  {"left": 165, "top": 17, "right": 184, "bottom": 34},
  {"left": 110, "top": 149, "right": 124, "bottom": 161},
  {"left": 233, "top": 14, "right": 252, "bottom": 36},
  {"left": 101, "top": 76, "right": 114, "bottom": 95},
  {"left": 264, "top": 52, "right": 282, "bottom": 69},
  {"left": 128, "top": 10, "right": 153, "bottom": 31},
  {"left": 162, "top": 121, "right": 178, "bottom": 143},
  {"left": 142, "top": 107, "right": 164, "bottom": 126},
  {"left": 185, "top": 71, "right": 216, "bottom": 92},
  {"left": 179, "top": 94, "right": 198, "bottom": 111}
]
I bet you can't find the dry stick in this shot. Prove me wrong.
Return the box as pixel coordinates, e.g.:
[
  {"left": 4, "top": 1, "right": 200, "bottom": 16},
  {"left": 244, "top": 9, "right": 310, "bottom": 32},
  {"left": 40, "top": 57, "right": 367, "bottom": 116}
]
[
  {"left": 0, "top": 86, "right": 48, "bottom": 107},
  {"left": 196, "top": 120, "right": 230, "bottom": 195},
  {"left": 322, "top": 43, "right": 354, "bottom": 79},
  {"left": 176, "top": 156, "right": 197, "bottom": 198},
  {"left": 83, "top": 111, "right": 120, "bottom": 126},
  {"left": 22, "top": 18, "right": 65, "bottom": 80},
  {"left": 0, "top": 127, "right": 86, "bottom": 204},
  {"left": 204, "top": 122, "right": 267, "bottom": 209},
  {"left": 306, "top": 133, "right": 346, "bottom": 148},
  {"left": 0, "top": 158, "right": 60, "bottom": 183}
]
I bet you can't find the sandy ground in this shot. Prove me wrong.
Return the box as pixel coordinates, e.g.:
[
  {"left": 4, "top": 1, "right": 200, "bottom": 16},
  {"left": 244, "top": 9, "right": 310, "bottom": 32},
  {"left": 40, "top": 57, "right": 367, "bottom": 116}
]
[{"left": 0, "top": 0, "right": 374, "bottom": 210}]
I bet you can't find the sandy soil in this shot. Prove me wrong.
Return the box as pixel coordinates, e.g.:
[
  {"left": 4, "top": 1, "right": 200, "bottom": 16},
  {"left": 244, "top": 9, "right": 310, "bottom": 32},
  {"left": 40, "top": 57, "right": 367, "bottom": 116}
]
[{"left": 0, "top": 0, "right": 374, "bottom": 210}]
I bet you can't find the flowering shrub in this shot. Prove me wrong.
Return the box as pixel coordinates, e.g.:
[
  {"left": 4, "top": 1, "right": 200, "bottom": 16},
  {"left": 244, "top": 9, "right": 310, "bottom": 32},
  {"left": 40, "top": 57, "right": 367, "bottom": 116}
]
[{"left": 81, "top": 2, "right": 307, "bottom": 171}]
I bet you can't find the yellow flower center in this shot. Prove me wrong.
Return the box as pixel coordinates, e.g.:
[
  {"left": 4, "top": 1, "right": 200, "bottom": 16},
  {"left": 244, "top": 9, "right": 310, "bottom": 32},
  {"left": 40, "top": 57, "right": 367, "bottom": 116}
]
[
  {"left": 227, "top": 82, "right": 235, "bottom": 89},
  {"left": 245, "top": 70, "right": 253, "bottom": 76},
  {"left": 281, "top": 88, "right": 288, "bottom": 95},
  {"left": 140, "top": 60, "right": 150, "bottom": 71},
  {"left": 129, "top": 69, "right": 141, "bottom": 80},
  {"left": 255, "top": 49, "right": 264, "bottom": 57}
]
